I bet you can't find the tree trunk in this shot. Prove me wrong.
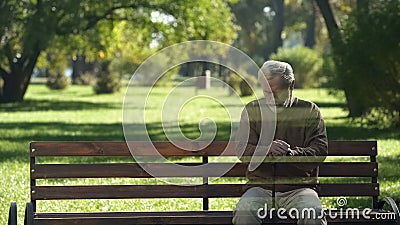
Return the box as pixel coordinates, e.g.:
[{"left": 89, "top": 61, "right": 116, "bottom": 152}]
[
  {"left": 0, "top": 46, "right": 40, "bottom": 103},
  {"left": 270, "top": 0, "right": 284, "bottom": 55},
  {"left": 71, "top": 55, "right": 95, "bottom": 84},
  {"left": 315, "top": 0, "right": 368, "bottom": 117},
  {"left": 1, "top": 69, "right": 33, "bottom": 103},
  {"left": 343, "top": 88, "right": 366, "bottom": 117},
  {"left": 305, "top": 1, "right": 317, "bottom": 48},
  {"left": 315, "top": 0, "right": 339, "bottom": 44}
]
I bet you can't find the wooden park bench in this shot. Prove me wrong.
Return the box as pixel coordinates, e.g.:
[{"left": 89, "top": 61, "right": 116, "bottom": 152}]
[{"left": 8, "top": 140, "right": 400, "bottom": 224}]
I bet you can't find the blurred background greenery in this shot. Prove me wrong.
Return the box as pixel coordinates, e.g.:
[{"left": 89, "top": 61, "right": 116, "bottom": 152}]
[{"left": 1, "top": 0, "right": 399, "bottom": 126}]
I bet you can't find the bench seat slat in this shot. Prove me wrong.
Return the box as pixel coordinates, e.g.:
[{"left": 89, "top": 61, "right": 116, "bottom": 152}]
[
  {"left": 35, "top": 211, "right": 232, "bottom": 218},
  {"left": 31, "top": 141, "right": 377, "bottom": 157},
  {"left": 318, "top": 162, "right": 378, "bottom": 177},
  {"left": 33, "top": 210, "right": 396, "bottom": 225},
  {"left": 32, "top": 162, "right": 378, "bottom": 179},
  {"left": 34, "top": 216, "right": 233, "bottom": 225},
  {"left": 31, "top": 184, "right": 379, "bottom": 200}
]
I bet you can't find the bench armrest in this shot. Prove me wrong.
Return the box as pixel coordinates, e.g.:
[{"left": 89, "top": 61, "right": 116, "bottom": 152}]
[
  {"left": 24, "top": 202, "right": 34, "bottom": 225},
  {"left": 378, "top": 197, "right": 400, "bottom": 225},
  {"left": 8, "top": 202, "right": 17, "bottom": 225}
]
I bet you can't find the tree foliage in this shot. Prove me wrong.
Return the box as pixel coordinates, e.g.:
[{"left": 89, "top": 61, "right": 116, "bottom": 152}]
[
  {"left": 46, "top": 73, "right": 70, "bottom": 90},
  {"left": 0, "top": 0, "right": 237, "bottom": 103},
  {"left": 230, "top": 0, "right": 325, "bottom": 65},
  {"left": 230, "top": 0, "right": 275, "bottom": 64},
  {"left": 317, "top": 0, "right": 400, "bottom": 126},
  {"left": 337, "top": 0, "right": 400, "bottom": 126},
  {"left": 270, "top": 46, "right": 323, "bottom": 89},
  {"left": 94, "top": 61, "right": 121, "bottom": 94}
]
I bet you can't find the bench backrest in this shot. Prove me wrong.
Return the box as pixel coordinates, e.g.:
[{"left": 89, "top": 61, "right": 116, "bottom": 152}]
[{"left": 30, "top": 141, "right": 379, "bottom": 212}]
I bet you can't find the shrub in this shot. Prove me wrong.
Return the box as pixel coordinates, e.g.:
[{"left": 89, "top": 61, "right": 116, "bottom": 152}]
[
  {"left": 270, "top": 46, "right": 323, "bottom": 89},
  {"left": 227, "top": 73, "right": 257, "bottom": 97},
  {"left": 75, "top": 72, "right": 97, "bottom": 85},
  {"left": 94, "top": 72, "right": 121, "bottom": 94},
  {"left": 154, "top": 67, "right": 180, "bottom": 87},
  {"left": 320, "top": 54, "right": 336, "bottom": 88},
  {"left": 331, "top": 0, "right": 400, "bottom": 126},
  {"left": 46, "top": 73, "right": 70, "bottom": 90},
  {"left": 94, "top": 61, "right": 121, "bottom": 94},
  {"left": 361, "top": 108, "right": 400, "bottom": 129}
]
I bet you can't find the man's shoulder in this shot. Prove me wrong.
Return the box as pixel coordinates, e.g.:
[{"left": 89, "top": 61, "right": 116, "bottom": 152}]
[
  {"left": 293, "top": 97, "right": 320, "bottom": 111},
  {"left": 244, "top": 98, "right": 271, "bottom": 112},
  {"left": 245, "top": 99, "right": 263, "bottom": 107},
  {"left": 243, "top": 97, "right": 321, "bottom": 113}
]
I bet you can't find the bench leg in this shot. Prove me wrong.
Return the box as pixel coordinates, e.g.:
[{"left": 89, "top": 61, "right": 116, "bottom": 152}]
[
  {"left": 8, "top": 202, "right": 17, "bottom": 225},
  {"left": 378, "top": 197, "right": 400, "bottom": 225},
  {"left": 24, "top": 202, "right": 34, "bottom": 225}
]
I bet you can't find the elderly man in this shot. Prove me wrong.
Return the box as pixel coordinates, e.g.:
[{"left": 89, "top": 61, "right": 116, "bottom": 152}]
[{"left": 233, "top": 60, "right": 328, "bottom": 225}]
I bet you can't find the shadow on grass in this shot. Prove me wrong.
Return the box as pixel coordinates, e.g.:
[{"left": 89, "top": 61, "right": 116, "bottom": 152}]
[
  {"left": 0, "top": 122, "right": 124, "bottom": 142},
  {"left": 327, "top": 126, "right": 400, "bottom": 140},
  {"left": 0, "top": 99, "right": 121, "bottom": 112},
  {"left": 0, "top": 149, "right": 27, "bottom": 163},
  {"left": 376, "top": 155, "right": 400, "bottom": 182},
  {"left": 0, "top": 122, "right": 123, "bottom": 163},
  {"left": 0, "top": 121, "right": 235, "bottom": 162},
  {"left": 146, "top": 122, "right": 235, "bottom": 141},
  {"left": 313, "top": 101, "right": 347, "bottom": 108},
  {"left": 204, "top": 101, "right": 347, "bottom": 109},
  {"left": 377, "top": 156, "right": 400, "bottom": 203},
  {"left": 2, "top": 118, "right": 398, "bottom": 149}
]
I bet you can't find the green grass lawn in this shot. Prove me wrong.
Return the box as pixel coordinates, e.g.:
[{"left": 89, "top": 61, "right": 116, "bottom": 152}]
[{"left": 0, "top": 83, "right": 399, "bottom": 224}]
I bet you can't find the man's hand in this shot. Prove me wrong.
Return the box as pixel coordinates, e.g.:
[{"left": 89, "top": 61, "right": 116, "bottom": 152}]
[{"left": 268, "top": 139, "right": 292, "bottom": 156}]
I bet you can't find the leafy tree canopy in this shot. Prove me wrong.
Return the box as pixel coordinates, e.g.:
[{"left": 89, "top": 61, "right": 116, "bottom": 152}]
[{"left": 0, "top": 0, "right": 237, "bottom": 103}]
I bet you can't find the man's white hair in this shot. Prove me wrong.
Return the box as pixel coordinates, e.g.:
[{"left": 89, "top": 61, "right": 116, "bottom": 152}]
[{"left": 258, "top": 60, "right": 295, "bottom": 83}]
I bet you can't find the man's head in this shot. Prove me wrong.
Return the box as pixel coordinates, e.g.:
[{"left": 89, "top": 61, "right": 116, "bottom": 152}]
[{"left": 258, "top": 60, "right": 295, "bottom": 106}]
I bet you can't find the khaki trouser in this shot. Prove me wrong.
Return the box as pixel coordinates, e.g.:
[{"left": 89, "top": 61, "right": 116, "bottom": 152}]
[{"left": 233, "top": 187, "right": 327, "bottom": 225}]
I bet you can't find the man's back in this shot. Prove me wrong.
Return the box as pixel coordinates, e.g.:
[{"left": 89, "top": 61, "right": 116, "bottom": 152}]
[{"left": 242, "top": 96, "right": 328, "bottom": 192}]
